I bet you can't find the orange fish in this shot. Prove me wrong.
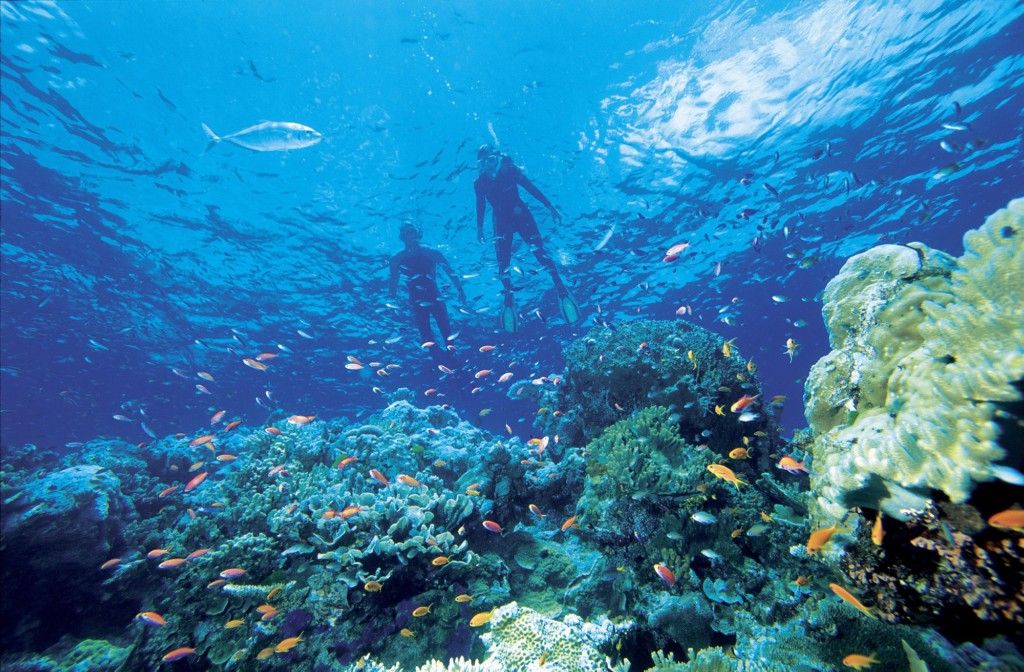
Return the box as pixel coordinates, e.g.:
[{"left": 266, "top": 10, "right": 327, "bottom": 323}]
[
  {"left": 340, "top": 505, "right": 363, "bottom": 520},
  {"left": 432, "top": 556, "right": 450, "bottom": 566},
  {"left": 806, "top": 525, "right": 841, "bottom": 553},
  {"left": 158, "top": 558, "right": 187, "bottom": 569},
  {"left": 397, "top": 474, "right": 423, "bottom": 487},
  {"left": 653, "top": 563, "right": 676, "bottom": 587},
  {"left": 256, "top": 352, "right": 278, "bottom": 361},
  {"left": 184, "top": 472, "right": 208, "bottom": 492},
  {"left": 288, "top": 414, "right": 315, "bottom": 425},
  {"left": 215, "top": 454, "right": 237, "bottom": 462},
  {"left": 100, "top": 558, "right": 121, "bottom": 570},
  {"left": 256, "top": 647, "right": 276, "bottom": 660},
  {"left": 224, "top": 420, "right": 242, "bottom": 431},
  {"left": 529, "top": 504, "right": 545, "bottom": 518},
  {"left": 267, "top": 586, "right": 282, "bottom": 600},
  {"left": 793, "top": 576, "right": 810, "bottom": 587},
  {"left": 988, "top": 508, "right": 1024, "bottom": 532},
  {"left": 225, "top": 619, "right": 245, "bottom": 629},
  {"left": 276, "top": 633, "right": 303, "bottom": 653},
  {"left": 197, "top": 371, "right": 215, "bottom": 382},
  {"left": 776, "top": 456, "right": 810, "bottom": 474},
  {"left": 219, "top": 567, "right": 246, "bottom": 579},
  {"left": 482, "top": 520, "right": 503, "bottom": 533},
  {"left": 368, "top": 469, "right": 389, "bottom": 486},
  {"left": 412, "top": 604, "right": 432, "bottom": 617},
  {"left": 364, "top": 580, "right": 383, "bottom": 592},
  {"left": 190, "top": 434, "right": 215, "bottom": 448},
  {"left": 829, "top": 583, "right": 875, "bottom": 618},
  {"left": 730, "top": 394, "right": 759, "bottom": 413},
  {"left": 207, "top": 579, "right": 227, "bottom": 588},
  {"left": 479, "top": 345, "right": 496, "bottom": 352},
  {"left": 161, "top": 648, "right": 195, "bottom": 662},
  {"left": 469, "top": 610, "right": 494, "bottom": 627},
  {"left": 188, "top": 460, "right": 205, "bottom": 472},
  {"left": 561, "top": 516, "right": 579, "bottom": 532},
  {"left": 336, "top": 457, "right": 358, "bottom": 469},
  {"left": 136, "top": 611, "right": 167, "bottom": 626},
  {"left": 260, "top": 608, "right": 280, "bottom": 621},
  {"left": 147, "top": 548, "right": 170, "bottom": 559},
  {"left": 454, "top": 594, "right": 473, "bottom": 603},
  {"left": 707, "top": 464, "right": 747, "bottom": 491},
  {"left": 728, "top": 448, "right": 749, "bottom": 460},
  {"left": 841, "top": 653, "right": 879, "bottom": 669},
  {"left": 158, "top": 486, "right": 179, "bottom": 497},
  {"left": 186, "top": 548, "right": 211, "bottom": 560},
  {"left": 871, "top": 513, "right": 884, "bottom": 546},
  {"left": 264, "top": 427, "right": 282, "bottom": 435},
  {"left": 210, "top": 410, "right": 226, "bottom": 424}
]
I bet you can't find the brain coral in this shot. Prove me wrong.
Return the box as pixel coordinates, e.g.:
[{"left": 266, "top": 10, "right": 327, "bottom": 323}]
[{"left": 805, "top": 198, "right": 1023, "bottom": 521}]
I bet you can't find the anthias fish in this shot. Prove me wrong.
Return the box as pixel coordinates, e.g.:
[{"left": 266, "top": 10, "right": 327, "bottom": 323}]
[{"left": 202, "top": 121, "right": 322, "bottom": 152}]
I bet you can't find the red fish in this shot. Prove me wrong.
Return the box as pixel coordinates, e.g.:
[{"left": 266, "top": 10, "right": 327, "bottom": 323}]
[
  {"left": 161, "top": 647, "right": 195, "bottom": 662},
  {"left": 776, "top": 456, "right": 810, "bottom": 474},
  {"left": 184, "top": 472, "right": 208, "bottom": 492},
  {"left": 653, "top": 563, "right": 676, "bottom": 587},
  {"left": 730, "top": 394, "right": 759, "bottom": 413}
]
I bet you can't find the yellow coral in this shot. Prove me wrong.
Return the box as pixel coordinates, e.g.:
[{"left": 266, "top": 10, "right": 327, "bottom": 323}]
[{"left": 807, "top": 199, "right": 1024, "bottom": 521}]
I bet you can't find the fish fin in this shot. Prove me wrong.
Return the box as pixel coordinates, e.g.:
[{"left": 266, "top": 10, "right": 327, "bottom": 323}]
[{"left": 501, "top": 302, "right": 517, "bottom": 333}]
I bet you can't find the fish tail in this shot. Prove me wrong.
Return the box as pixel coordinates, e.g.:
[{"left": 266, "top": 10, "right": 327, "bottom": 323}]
[{"left": 201, "top": 122, "right": 221, "bottom": 143}]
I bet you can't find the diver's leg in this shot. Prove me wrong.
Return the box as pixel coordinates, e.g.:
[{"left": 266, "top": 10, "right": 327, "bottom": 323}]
[
  {"left": 412, "top": 306, "right": 434, "bottom": 344},
  {"left": 432, "top": 301, "right": 453, "bottom": 344},
  {"left": 494, "top": 228, "right": 514, "bottom": 304},
  {"left": 521, "top": 216, "right": 567, "bottom": 294}
]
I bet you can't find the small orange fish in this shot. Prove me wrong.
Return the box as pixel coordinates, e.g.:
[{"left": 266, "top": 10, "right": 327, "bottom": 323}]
[
  {"left": 337, "top": 456, "right": 359, "bottom": 469},
  {"left": 100, "top": 558, "right": 121, "bottom": 570},
  {"left": 707, "top": 464, "right": 747, "bottom": 490},
  {"left": 397, "top": 474, "right": 423, "bottom": 487},
  {"left": 728, "top": 447, "right": 749, "bottom": 460},
  {"left": 722, "top": 338, "right": 736, "bottom": 357},
  {"left": 219, "top": 567, "right": 246, "bottom": 579},
  {"left": 265, "top": 427, "right": 282, "bottom": 435},
  {"left": 197, "top": 371, "right": 215, "bottom": 382},
  {"left": 256, "top": 647, "right": 276, "bottom": 660},
  {"left": 400, "top": 628, "right": 415, "bottom": 637},
  {"left": 364, "top": 580, "right": 383, "bottom": 592},
  {"left": 158, "top": 485, "right": 179, "bottom": 497},
  {"left": 988, "top": 508, "right": 1024, "bottom": 532},
  {"left": 276, "top": 633, "right": 303, "bottom": 653},
  {"left": 368, "top": 469, "right": 389, "bottom": 486},
  {"left": 561, "top": 516, "right": 579, "bottom": 532},
  {"left": 161, "top": 648, "right": 195, "bottom": 662},
  {"left": 158, "top": 558, "right": 187, "bottom": 569},
  {"left": 412, "top": 604, "right": 432, "bottom": 617},
  {"left": 479, "top": 345, "right": 496, "bottom": 352},
  {"left": 255, "top": 352, "right": 278, "bottom": 361},
  {"left": 216, "top": 454, "right": 237, "bottom": 462},
  {"left": 776, "top": 456, "right": 810, "bottom": 474},
  {"left": 207, "top": 578, "right": 227, "bottom": 588},
  {"left": 136, "top": 611, "right": 167, "bottom": 626},
  {"left": 829, "top": 583, "right": 875, "bottom": 618},
  {"left": 469, "top": 610, "right": 494, "bottom": 627},
  {"left": 432, "top": 556, "right": 450, "bottom": 566},
  {"left": 498, "top": 372, "right": 514, "bottom": 383},
  {"left": 224, "top": 419, "right": 242, "bottom": 432},
  {"left": 188, "top": 460, "right": 205, "bottom": 472},
  {"left": 730, "top": 529, "right": 743, "bottom": 538},
  {"left": 475, "top": 369, "right": 492, "bottom": 378},
  {"left": 529, "top": 504, "right": 545, "bottom": 518},
  {"left": 340, "top": 505, "right": 362, "bottom": 520},
  {"left": 260, "top": 608, "right": 280, "bottom": 621},
  {"left": 189, "top": 434, "right": 215, "bottom": 448},
  {"left": 186, "top": 508, "right": 196, "bottom": 520},
  {"left": 653, "top": 563, "right": 676, "bottom": 587},
  {"left": 793, "top": 575, "right": 810, "bottom": 587},
  {"left": 147, "top": 548, "right": 170, "bottom": 558},
  {"left": 730, "top": 394, "right": 759, "bottom": 413},
  {"left": 186, "top": 548, "right": 211, "bottom": 560},
  {"left": 454, "top": 594, "right": 473, "bottom": 603},
  {"left": 321, "top": 510, "right": 336, "bottom": 520},
  {"left": 806, "top": 525, "right": 841, "bottom": 553},
  {"left": 871, "top": 513, "right": 884, "bottom": 546},
  {"left": 210, "top": 410, "right": 226, "bottom": 424},
  {"left": 266, "top": 586, "right": 281, "bottom": 600},
  {"left": 842, "top": 653, "right": 879, "bottom": 669},
  {"left": 184, "top": 472, "right": 208, "bottom": 492},
  {"left": 288, "top": 414, "right": 315, "bottom": 425},
  {"left": 482, "top": 520, "right": 503, "bottom": 533},
  {"left": 225, "top": 619, "right": 244, "bottom": 629}
]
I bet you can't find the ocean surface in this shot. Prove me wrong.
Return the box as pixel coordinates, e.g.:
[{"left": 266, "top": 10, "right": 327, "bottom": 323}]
[{"left": 1, "top": 1, "right": 1022, "bottom": 671}]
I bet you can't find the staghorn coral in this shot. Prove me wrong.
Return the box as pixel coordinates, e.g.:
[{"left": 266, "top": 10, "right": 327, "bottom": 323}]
[{"left": 806, "top": 198, "right": 1024, "bottom": 521}]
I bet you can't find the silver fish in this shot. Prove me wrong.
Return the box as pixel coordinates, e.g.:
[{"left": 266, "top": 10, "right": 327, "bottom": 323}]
[
  {"left": 202, "top": 121, "right": 322, "bottom": 151},
  {"left": 691, "top": 512, "right": 717, "bottom": 524}
]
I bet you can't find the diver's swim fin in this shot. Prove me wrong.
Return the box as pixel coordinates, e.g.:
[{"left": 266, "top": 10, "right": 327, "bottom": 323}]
[
  {"left": 501, "top": 302, "right": 517, "bottom": 333},
  {"left": 559, "top": 292, "right": 580, "bottom": 324}
]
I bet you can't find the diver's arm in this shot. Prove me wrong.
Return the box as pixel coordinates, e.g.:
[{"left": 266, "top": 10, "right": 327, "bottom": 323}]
[
  {"left": 438, "top": 253, "right": 466, "bottom": 303},
  {"left": 516, "top": 169, "right": 561, "bottom": 224},
  {"left": 474, "top": 180, "right": 487, "bottom": 243}
]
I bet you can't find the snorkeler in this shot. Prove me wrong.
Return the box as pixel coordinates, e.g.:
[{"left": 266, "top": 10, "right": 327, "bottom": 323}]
[
  {"left": 388, "top": 222, "right": 466, "bottom": 353},
  {"left": 474, "top": 144, "right": 579, "bottom": 332}
]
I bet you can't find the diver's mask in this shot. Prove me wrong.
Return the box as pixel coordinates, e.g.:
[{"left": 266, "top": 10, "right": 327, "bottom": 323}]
[{"left": 478, "top": 151, "right": 501, "bottom": 177}]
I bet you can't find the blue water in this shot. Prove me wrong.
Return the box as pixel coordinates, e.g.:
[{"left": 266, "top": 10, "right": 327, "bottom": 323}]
[{"left": 1, "top": 2, "right": 1021, "bottom": 475}]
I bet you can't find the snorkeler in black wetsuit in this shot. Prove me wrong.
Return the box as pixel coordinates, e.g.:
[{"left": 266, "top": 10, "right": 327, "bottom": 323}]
[
  {"left": 474, "top": 145, "right": 579, "bottom": 332},
  {"left": 388, "top": 223, "right": 466, "bottom": 351}
]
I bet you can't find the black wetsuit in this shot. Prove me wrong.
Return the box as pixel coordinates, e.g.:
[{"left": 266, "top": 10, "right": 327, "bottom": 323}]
[
  {"left": 390, "top": 246, "right": 453, "bottom": 343},
  {"left": 475, "top": 156, "right": 565, "bottom": 300}
]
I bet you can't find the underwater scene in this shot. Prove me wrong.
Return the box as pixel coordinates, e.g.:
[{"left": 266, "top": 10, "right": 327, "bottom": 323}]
[{"left": 1, "top": 1, "right": 1022, "bottom": 670}]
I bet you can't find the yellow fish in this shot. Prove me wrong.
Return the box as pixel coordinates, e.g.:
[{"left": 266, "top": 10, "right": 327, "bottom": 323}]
[
  {"left": 722, "top": 338, "right": 736, "bottom": 358},
  {"left": 469, "top": 610, "right": 494, "bottom": 627},
  {"left": 707, "top": 464, "right": 747, "bottom": 491}
]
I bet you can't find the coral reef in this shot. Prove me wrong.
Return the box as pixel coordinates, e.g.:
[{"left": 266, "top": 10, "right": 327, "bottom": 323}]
[{"left": 805, "top": 198, "right": 1024, "bottom": 521}]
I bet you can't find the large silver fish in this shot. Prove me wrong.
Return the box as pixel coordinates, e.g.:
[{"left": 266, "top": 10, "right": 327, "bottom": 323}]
[{"left": 201, "top": 121, "right": 322, "bottom": 151}]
